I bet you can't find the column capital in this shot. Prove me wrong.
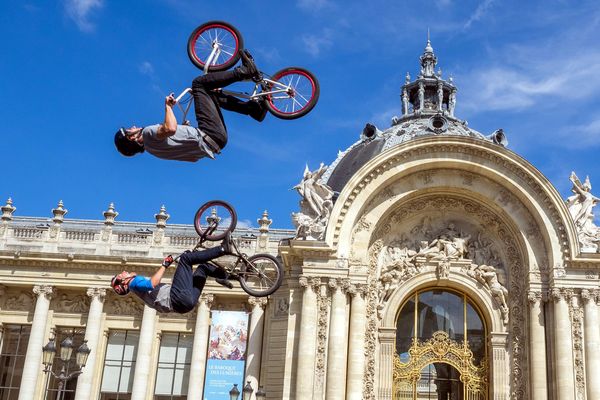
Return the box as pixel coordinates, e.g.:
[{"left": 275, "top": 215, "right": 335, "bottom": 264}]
[
  {"left": 200, "top": 294, "right": 214, "bottom": 308},
  {"left": 86, "top": 287, "right": 106, "bottom": 301},
  {"left": 248, "top": 296, "right": 268, "bottom": 309},
  {"left": 581, "top": 289, "right": 593, "bottom": 304},
  {"left": 33, "top": 285, "right": 54, "bottom": 300},
  {"left": 348, "top": 283, "right": 367, "bottom": 299},
  {"left": 299, "top": 276, "right": 320, "bottom": 292},
  {"left": 549, "top": 287, "right": 574, "bottom": 302},
  {"left": 527, "top": 290, "right": 543, "bottom": 305}
]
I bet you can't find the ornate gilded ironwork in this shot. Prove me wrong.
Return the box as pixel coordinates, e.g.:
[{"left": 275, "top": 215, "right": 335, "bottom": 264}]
[{"left": 393, "top": 331, "right": 488, "bottom": 400}]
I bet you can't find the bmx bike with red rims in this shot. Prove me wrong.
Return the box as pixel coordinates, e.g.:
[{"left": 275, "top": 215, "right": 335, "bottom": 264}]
[
  {"left": 175, "top": 20, "right": 320, "bottom": 121},
  {"left": 180, "top": 200, "right": 283, "bottom": 297}
]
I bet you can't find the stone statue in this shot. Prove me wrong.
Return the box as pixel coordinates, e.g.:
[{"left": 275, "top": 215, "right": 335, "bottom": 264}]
[
  {"left": 469, "top": 264, "right": 509, "bottom": 324},
  {"left": 566, "top": 172, "right": 600, "bottom": 252},
  {"left": 292, "top": 163, "right": 334, "bottom": 240}
]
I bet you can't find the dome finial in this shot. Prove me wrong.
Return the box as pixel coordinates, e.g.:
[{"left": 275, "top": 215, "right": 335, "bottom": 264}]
[{"left": 420, "top": 30, "right": 437, "bottom": 77}]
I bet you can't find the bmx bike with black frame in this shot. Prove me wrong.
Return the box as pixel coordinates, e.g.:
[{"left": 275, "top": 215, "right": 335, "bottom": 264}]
[{"left": 178, "top": 200, "right": 283, "bottom": 297}]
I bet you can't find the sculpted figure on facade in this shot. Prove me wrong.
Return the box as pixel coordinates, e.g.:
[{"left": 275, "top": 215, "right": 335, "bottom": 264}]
[
  {"left": 292, "top": 163, "right": 334, "bottom": 240},
  {"left": 468, "top": 264, "right": 509, "bottom": 324},
  {"left": 566, "top": 172, "right": 600, "bottom": 252}
]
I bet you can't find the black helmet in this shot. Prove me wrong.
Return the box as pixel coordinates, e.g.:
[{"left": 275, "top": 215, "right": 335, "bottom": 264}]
[{"left": 114, "top": 128, "right": 144, "bottom": 157}]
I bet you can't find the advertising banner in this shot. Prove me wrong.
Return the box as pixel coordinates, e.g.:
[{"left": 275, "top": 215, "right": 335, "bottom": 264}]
[{"left": 203, "top": 310, "right": 248, "bottom": 399}]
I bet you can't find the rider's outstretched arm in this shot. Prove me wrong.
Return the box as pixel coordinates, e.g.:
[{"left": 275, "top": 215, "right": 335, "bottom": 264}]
[
  {"left": 156, "top": 94, "right": 178, "bottom": 140},
  {"left": 150, "top": 256, "right": 174, "bottom": 287}
]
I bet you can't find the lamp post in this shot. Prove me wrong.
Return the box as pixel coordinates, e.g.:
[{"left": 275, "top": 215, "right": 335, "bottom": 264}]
[
  {"left": 42, "top": 337, "right": 91, "bottom": 400},
  {"left": 242, "top": 381, "right": 253, "bottom": 400},
  {"left": 229, "top": 383, "right": 240, "bottom": 400},
  {"left": 256, "top": 385, "right": 267, "bottom": 400}
]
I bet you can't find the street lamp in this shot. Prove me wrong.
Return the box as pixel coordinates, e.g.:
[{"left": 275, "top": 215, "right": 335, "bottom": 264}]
[
  {"left": 229, "top": 383, "right": 240, "bottom": 400},
  {"left": 42, "top": 337, "right": 91, "bottom": 400},
  {"left": 242, "top": 381, "right": 253, "bottom": 400},
  {"left": 256, "top": 385, "right": 267, "bottom": 400}
]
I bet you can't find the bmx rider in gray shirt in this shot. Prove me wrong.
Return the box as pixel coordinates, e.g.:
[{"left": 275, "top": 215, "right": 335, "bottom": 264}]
[{"left": 114, "top": 50, "right": 266, "bottom": 162}]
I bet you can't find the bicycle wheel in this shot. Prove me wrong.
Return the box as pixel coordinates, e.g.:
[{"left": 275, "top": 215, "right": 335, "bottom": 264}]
[
  {"left": 239, "top": 254, "right": 283, "bottom": 297},
  {"left": 187, "top": 21, "right": 243, "bottom": 71},
  {"left": 264, "top": 67, "right": 320, "bottom": 120},
  {"left": 193, "top": 200, "right": 237, "bottom": 241}
]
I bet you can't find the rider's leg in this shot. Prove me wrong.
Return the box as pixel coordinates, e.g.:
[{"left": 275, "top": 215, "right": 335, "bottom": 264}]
[
  {"left": 169, "top": 247, "right": 224, "bottom": 313},
  {"left": 191, "top": 86, "right": 228, "bottom": 150},
  {"left": 214, "top": 91, "right": 267, "bottom": 122}
]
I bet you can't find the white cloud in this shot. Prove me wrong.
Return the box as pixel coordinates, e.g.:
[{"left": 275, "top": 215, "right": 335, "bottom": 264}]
[
  {"left": 64, "top": 0, "right": 103, "bottom": 32},
  {"left": 460, "top": 39, "right": 600, "bottom": 112},
  {"left": 463, "top": 0, "right": 495, "bottom": 30},
  {"left": 302, "top": 29, "right": 334, "bottom": 57}
]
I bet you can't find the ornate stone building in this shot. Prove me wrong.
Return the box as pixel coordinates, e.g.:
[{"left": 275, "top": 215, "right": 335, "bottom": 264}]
[{"left": 2, "top": 40, "right": 600, "bottom": 400}]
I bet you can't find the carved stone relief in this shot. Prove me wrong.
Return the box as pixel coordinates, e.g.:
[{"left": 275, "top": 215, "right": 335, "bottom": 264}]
[
  {"left": 362, "top": 196, "right": 527, "bottom": 399},
  {"left": 54, "top": 292, "right": 90, "bottom": 313},
  {"left": 569, "top": 291, "right": 585, "bottom": 400},
  {"left": 106, "top": 293, "right": 144, "bottom": 316},
  {"left": 4, "top": 290, "right": 35, "bottom": 312}
]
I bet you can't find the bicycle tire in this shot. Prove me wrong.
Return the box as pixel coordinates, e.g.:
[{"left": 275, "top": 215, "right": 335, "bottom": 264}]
[
  {"left": 193, "top": 200, "right": 237, "bottom": 241},
  {"left": 187, "top": 21, "right": 243, "bottom": 71},
  {"left": 239, "top": 254, "right": 283, "bottom": 297},
  {"left": 265, "top": 67, "right": 320, "bottom": 120}
]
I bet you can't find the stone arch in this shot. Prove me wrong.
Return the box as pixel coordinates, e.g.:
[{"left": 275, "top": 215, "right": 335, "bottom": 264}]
[{"left": 326, "top": 136, "right": 578, "bottom": 275}]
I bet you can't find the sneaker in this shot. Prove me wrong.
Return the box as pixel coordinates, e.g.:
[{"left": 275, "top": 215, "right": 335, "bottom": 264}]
[
  {"left": 215, "top": 278, "right": 233, "bottom": 289},
  {"left": 248, "top": 99, "right": 268, "bottom": 122},
  {"left": 238, "top": 49, "right": 261, "bottom": 82},
  {"left": 221, "top": 232, "right": 233, "bottom": 254}
]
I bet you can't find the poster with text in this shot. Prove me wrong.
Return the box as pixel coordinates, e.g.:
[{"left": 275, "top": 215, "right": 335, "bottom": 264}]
[{"left": 203, "top": 310, "right": 248, "bottom": 399}]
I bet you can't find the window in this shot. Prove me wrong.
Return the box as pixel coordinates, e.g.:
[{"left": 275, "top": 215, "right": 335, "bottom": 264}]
[
  {"left": 99, "top": 330, "right": 139, "bottom": 400},
  {"left": 0, "top": 325, "right": 30, "bottom": 400},
  {"left": 154, "top": 332, "right": 193, "bottom": 400},
  {"left": 44, "top": 327, "right": 86, "bottom": 400}
]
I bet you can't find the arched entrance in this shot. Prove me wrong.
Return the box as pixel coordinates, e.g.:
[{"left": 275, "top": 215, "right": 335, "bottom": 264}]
[{"left": 393, "top": 289, "right": 488, "bottom": 400}]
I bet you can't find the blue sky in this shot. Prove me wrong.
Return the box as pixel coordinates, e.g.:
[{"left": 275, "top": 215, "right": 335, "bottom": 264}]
[{"left": 2, "top": 0, "right": 600, "bottom": 228}]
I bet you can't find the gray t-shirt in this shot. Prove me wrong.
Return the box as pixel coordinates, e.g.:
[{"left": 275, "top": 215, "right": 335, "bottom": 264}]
[
  {"left": 142, "top": 124, "right": 214, "bottom": 162},
  {"left": 133, "top": 283, "right": 173, "bottom": 313}
]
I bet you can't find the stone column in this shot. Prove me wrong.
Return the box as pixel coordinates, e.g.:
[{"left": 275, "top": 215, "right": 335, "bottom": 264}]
[
  {"left": 489, "top": 333, "right": 509, "bottom": 399},
  {"left": 295, "top": 277, "right": 319, "bottom": 400},
  {"left": 246, "top": 297, "right": 268, "bottom": 398},
  {"left": 378, "top": 327, "right": 396, "bottom": 400},
  {"left": 130, "top": 305, "right": 157, "bottom": 400},
  {"left": 527, "top": 290, "right": 548, "bottom": 400},
  {"left": 346, "top": 284, "right": 366, "bottom": 400},
  {"left": 18, "top": 285, "right": 54, "bottom": 400},
  {"left": 550, "top": 288, "right": 575, "bottom": 400},
  {"left": 188, "top": 294, "right": 213, "bottom": 400},
  {"left": 582, "top": 289, "right": 600, "bottom": 399},
  {"left": 74, "top": 288, "right": 106, "bottom": 400},
  {"left": 325, "top": 279, "right": 349, "bottom": 400}
]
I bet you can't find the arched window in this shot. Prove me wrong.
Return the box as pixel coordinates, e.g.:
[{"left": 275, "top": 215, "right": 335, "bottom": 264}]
[{"left": 394, "top": 289, "right": 487, "bottom": 400}]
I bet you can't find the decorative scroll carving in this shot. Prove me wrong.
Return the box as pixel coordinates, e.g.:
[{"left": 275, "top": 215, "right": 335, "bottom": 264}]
[
  {"left": 569, "top": 295, "right": 585, "bottom": 399},
  {"left": 273, "top": 296, "right": 290, "bottom": 318},
  {"left": 315, "top": 281, "right": 330, "bottom": 394},
  {"left": 292, "top": 163, "right": 334, "bottom": 240},
  {"left": 527, "top": 291, "right": 542, "bottom": 305},
  {"left": 200, "top": 294, "right": 214, "bottom": 308},
  {"left": 565, "top": 172, "right": 600, "bottom": 252}
]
